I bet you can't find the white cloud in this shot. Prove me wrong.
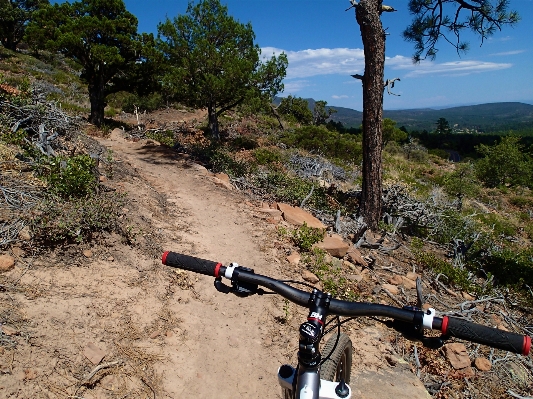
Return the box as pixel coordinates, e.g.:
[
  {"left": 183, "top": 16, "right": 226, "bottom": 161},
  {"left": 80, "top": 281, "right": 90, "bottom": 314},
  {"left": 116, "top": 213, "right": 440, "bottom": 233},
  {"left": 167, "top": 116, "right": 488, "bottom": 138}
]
[
  {"left": 262, "top": 47, "right": 365, "bottom": 79},
  {"left": 332, "top": 95, "right": 349, "bottom": 99},
  {"left": 489, "top": 50, "right": 526, "bottom": 56},
  {"left": 282, "top": 79, "right": 312, "bottom": 93},
  {"left": 262, "top": 47, "right": 513, "bottom": 81},
  {"left": 398, "top": 60, "right": 512, "bottom": 77}
]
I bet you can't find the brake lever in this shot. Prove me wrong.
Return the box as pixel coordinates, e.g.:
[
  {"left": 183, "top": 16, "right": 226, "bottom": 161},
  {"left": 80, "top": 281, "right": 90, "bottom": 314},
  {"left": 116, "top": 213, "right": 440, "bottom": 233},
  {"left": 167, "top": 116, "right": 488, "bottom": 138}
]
[
  {"left": 214, "top": 277, "right": 232, "bottom": 294},
  {"left": 214, "top": 276, "right": 264, "bottom": 297},
  {"left": 385, "top": 319, "right": 447, "bottom": 349}
]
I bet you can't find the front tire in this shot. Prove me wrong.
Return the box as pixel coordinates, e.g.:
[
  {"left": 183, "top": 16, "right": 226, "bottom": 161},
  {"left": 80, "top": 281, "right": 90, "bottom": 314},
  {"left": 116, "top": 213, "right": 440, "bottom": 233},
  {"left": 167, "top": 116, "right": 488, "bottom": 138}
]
[{"left": 320, "top": 333, "right": 353, "bottom": 384}]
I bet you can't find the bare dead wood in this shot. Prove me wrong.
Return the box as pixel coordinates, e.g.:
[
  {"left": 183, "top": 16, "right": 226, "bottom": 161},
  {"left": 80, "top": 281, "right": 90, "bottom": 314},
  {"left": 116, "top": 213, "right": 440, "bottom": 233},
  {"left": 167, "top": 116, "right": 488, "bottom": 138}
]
[
  {"left": 507, "top": 391, "right": 533, "bottom": 399},
  {"left": 457, "top": 296, "right": 504, "bottom": 312},
  {"left": 80, "top": 360, "right": 124, "bottom": 383}
]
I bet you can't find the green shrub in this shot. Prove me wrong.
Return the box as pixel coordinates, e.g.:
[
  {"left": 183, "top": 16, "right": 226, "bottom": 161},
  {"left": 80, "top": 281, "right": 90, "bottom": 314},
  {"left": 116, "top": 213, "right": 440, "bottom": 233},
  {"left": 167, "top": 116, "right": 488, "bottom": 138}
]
[
  {"left": 253, "top": 147, "right": 282, "bottom": 165},
  {"left": 442, "top": 162, "right": 480, "bottom": 209},
  {"left": 146, "top": 130, "right": 175, "bottom": 147},
  {"left": 280, "top": 125, "right": 362, "bottom": 163},
  {"left": 510, "top": 196, "right": 533, "bottom": 208},
  {"left": 210, "top": 149, "right": 249, "bottom": 177},
  {"left": 291, "top": 222, "right": 325, "bottom": 251},
  {"left": 480, "top": 247, "right": 533, "bottom": 287},
  {"left": 475, "top": 136, "right": 533, "bottom": 188},
  {"left": 30, "top": 192, "right": 127, "bottom": 243},
  {"left": 256, "top": 171, "right": 332, "bottom": 211},
  {"left": 41, "top": 154, "right": 97, "bottom": 198},
  {"left": 229, "top": 135, "right": 258, "bottom": 150},
  {"left": 414, "top": 250, "right": 474, "bottom": 292},
  {"left": 106, "top": 92, "right": 164, "bottom": 113},
  {"left": 428, "top": 148, "right": 449, "bottom": 159},
  {"left": 1, "top": 128, "right": 27, "bottom": 146},
  {"left": 475, "top": 213, "right": 517, "bottom": 238}
]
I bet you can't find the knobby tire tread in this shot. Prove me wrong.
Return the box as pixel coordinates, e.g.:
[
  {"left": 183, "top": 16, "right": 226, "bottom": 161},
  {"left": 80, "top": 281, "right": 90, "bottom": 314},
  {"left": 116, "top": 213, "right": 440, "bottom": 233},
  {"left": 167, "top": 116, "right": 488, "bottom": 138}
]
[{"left": 320, "top": 333, "right": 353, "bottom": 384}]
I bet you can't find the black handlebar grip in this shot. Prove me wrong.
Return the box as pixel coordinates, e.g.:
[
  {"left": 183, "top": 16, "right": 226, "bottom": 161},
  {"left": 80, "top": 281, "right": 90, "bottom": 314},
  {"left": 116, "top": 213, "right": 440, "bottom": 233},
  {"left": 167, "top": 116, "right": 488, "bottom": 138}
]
[
  {"left": 442, "top": 316, "right": 531, "bottom": 355},
  {"left": 162, "top": 252, "right": 221, "bottom": 277}
]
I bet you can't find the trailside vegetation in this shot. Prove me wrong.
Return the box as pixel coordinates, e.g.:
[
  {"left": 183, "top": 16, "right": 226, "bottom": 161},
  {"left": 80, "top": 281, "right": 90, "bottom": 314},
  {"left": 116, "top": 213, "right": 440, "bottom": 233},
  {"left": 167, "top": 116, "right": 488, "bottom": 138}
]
[
  {"left": 25, "top": 0, "right": 151, "bottom": 126},
  {"left": 156, "top": 0, "right": 287, "bottom": 140}
]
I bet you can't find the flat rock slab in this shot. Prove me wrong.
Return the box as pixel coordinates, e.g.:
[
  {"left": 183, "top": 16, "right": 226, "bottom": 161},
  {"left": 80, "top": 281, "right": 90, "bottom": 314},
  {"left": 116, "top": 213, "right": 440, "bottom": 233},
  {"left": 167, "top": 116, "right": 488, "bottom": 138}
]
[
  {"left": 351, "top": 368, "right": 431, "bottom": 399},
  {"left": 314, "top": 234, "right": 350, "bottom": 258},
  {"left": 276, "top": 203, "right": 326, "bottom": 229}
]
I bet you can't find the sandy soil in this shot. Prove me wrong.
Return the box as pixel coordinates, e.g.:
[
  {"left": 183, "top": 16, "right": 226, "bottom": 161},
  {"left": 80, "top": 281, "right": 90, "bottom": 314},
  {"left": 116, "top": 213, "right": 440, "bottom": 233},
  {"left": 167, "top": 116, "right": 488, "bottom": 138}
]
[{"left": 0, "top": 112, "right": 431, "bottom": 398}]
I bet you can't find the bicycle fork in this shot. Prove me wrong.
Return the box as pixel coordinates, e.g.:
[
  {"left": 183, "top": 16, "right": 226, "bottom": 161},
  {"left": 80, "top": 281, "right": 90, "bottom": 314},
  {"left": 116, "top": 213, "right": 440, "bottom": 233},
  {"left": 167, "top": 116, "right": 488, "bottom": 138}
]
[{"left": 277, "top": 289, "right": 352, "bottom": 399}]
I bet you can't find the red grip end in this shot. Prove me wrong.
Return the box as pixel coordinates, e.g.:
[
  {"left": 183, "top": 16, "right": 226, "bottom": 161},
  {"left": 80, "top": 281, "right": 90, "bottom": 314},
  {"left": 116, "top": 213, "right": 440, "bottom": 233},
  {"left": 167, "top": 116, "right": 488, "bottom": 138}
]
[
  {"left": 441, "top": 316, "right": 449, "bottom": 335},
  {"left": 214, "top": 262, "right": 222, "bottom": 278},
  {"left": 523, "top": 336, "right": 531, "bottom": 356},
  {"left": 162, "top": 251, "right": 169, "bottom": 265}
]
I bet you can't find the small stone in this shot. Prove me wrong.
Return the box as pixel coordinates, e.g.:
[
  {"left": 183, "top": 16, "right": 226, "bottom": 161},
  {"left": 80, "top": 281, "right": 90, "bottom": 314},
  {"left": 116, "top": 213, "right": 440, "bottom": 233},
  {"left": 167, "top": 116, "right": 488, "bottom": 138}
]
[
  {"left": 107, "top": 256, "right": 115, "bottom": 262},
  {"left": 99, "top": 175, "right": 107, "bottom": 182},
  {"left": 244, "top": 201, "right": 254, "bottom": 207},
  {"left": 406, "top": 272, "right": 420, "bottom": 281},
  {"left": 165, "top": 331, "right": 174, "bottom": 338},
  {"left": 347, "top": 274, "right": 363, "bottom": 283},
  {"left": 24, "top": 368, "right": 37, "bottom": 380},
  {"left": 149, "top": 330, "right": 161, "bottom": 339},
  {"left": 11, "top": 247, "right": 25, "bottom": 257},
  {"left": 0, "top": 255, "right": 15, "bottom": 272},
  {"left": 256, "top": 208, "right": 283, "bottom": 217},
  {"left": 497, "top": 323, "right": 509, "bottom": 331},
  {"left": 382, "top": 284, "right": 399, "bottom": 295},
  {"left": 387, "top": 275, "right": 403, "bottom": 285},
  {"left": 452, "top": 366, "right": 475, "bottom": 378},
  {"left": 18, "top": 226, "right": 31, "bottom": 241},
  {"left": 474, "top": 357, "right": 492, "bottom": 371},
  {"left": 313, "top": 235, "right": 350, "bottom": 258},
  {"left": 444, "top": 343, "right": 471, "bottom": 369},
  {"left": 302, "top": 270, "right": 320, "bottom": 284},
  {"left": 214, "top": 172, "right": 230, "bottom": 183},
  {"left": 461, "top": 291, "right": 475, "bottom": 301},
  {"left": 401, "top": 276, "right": 417, "bottom": 290},
  {"left": 122, "top": 208, "right": 130, "bottom": 214},
  {"left": 1, "top": 325, "right": 18, "bottom": 336},
  {"left": 83, "top": 342, "right": 106, "bottom": 365},
  {"left": 422, "top": 303, "right": 432, "bottom": 311},
  {"left": 82, "top": 250, "right": 93, "bottom": 258},
  {"left": 346, "top": 248, "right": 368, "bottom": 267},
  {"left": 490, "top": 314, "right": 503, "bottom": 325},
  {"left": 286, "top": 253, "right": 301, "bottom": 265},
  {"left": 101, "top": 374, "right": 121, "bottom": 391},
  {"left": 276, "top": 203, "right": 326, "bottom": 229},
  {"left": 342, "top": 260, "right": 356, "bottom": 270}
]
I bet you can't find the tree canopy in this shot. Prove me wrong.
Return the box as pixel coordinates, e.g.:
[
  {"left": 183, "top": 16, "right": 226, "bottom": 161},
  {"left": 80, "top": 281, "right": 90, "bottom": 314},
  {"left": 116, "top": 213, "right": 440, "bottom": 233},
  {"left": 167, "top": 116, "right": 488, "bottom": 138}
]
[
  {"left": 403, "top": 0, "right": 520, "bottom": 62},
  {"left": 157, "top": 0, "right": 287, "bottom": 139},
  {"left": 26, "top": 0, "right": 149, "bottom": 126},
  {"left": 0, "top": 0, "right": 48, "bottom": 51},
  {"left": 277, "top": 96, "right": 313, "bottom": 125},
  {"left": 435, "top": 117, "right": 452, "bottom": 134}
]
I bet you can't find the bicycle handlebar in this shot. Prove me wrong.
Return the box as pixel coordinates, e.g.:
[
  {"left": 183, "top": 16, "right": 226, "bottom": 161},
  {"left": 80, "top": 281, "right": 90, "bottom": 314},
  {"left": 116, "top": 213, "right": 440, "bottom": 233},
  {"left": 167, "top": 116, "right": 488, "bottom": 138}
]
[{"left": 162, "top": 251, "right": 531, "bottom": 356}]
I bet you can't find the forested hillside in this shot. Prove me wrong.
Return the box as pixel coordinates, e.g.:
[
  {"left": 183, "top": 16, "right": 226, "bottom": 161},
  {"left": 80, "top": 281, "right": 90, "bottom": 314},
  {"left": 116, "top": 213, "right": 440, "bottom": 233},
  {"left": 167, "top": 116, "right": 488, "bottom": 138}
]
[{"left": 330, "top": 102, "right": 533, "bottom": 134}]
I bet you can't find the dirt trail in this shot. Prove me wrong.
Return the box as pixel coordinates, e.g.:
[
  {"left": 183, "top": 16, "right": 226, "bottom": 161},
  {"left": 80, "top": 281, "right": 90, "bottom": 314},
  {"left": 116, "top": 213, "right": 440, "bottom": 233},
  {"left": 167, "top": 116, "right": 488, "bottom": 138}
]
[{"left": 0, "top": 120, "right": 430, "bottom": 398}]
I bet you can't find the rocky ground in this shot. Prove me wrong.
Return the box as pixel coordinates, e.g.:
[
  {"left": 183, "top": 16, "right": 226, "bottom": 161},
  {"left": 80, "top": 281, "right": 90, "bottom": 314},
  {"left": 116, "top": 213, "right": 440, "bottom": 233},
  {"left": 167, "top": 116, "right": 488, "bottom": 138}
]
[{"left": 0, "top": 109, "right": 531, "bottom": 398}]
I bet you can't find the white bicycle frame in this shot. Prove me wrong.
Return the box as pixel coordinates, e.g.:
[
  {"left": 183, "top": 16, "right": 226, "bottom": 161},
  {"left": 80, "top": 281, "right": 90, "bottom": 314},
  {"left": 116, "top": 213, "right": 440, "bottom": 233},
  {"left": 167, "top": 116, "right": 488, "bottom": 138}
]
[{"left": 278, "top": 364, "right": 352, "bottom": 399}]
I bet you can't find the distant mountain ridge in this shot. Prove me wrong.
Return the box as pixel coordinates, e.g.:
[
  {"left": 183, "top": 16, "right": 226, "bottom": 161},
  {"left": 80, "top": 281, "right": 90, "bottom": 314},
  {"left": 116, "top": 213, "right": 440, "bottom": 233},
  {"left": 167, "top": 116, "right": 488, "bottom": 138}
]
[
  {"left": 274, "top": 97, "right": 533, "bottom": 134},
  {"left": 332, "top": 102, "right": 533, "bottom": 134}
]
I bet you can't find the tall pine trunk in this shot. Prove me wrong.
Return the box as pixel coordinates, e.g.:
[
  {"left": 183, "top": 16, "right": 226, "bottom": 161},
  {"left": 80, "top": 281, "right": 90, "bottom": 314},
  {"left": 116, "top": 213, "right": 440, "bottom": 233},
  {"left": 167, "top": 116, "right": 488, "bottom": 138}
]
[
  {"left": 207, "top": 103, "right": 220, "bottom": 140},
  {"left": 356, "top": 0, "right": 385, "bottom": 230},
  {"left": 88, "top": 76, "right": 106, "bottom": 127}
]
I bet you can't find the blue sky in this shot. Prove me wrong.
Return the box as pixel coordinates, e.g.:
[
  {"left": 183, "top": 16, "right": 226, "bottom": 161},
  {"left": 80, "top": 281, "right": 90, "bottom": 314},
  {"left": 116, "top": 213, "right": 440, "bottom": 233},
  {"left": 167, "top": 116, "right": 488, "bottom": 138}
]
[{"left": 125, "top": 0, "right": 533, "bottom": 111}]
